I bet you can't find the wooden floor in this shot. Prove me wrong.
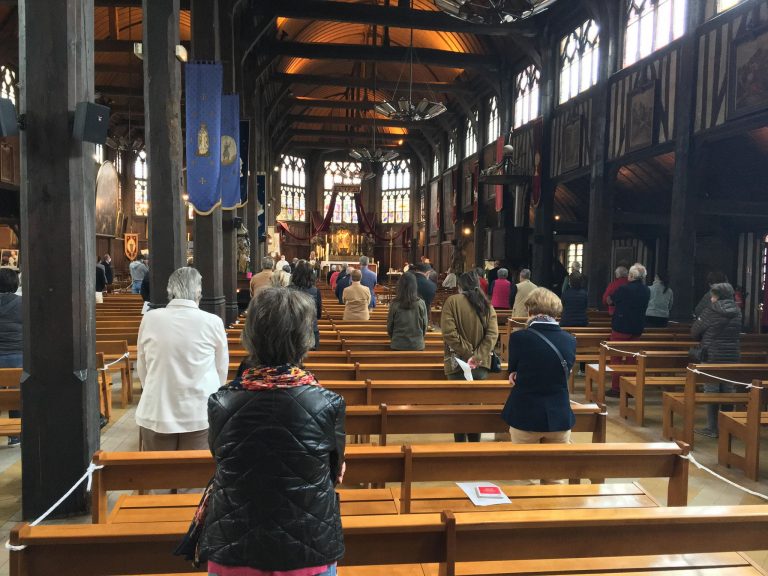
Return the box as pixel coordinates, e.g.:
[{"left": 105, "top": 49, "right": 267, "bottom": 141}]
[{"left": 0, "top": 370, "right": 764, "bottom": 575}]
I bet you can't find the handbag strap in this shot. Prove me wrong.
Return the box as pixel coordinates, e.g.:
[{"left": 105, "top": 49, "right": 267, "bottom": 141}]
[{"left": 527, "top": 327, "right": 570, "bottom": 383}]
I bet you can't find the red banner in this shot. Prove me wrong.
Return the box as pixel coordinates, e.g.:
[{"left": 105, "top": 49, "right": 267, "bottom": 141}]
[
  {"left": 495, "top": 136, "right": 504, "bottom": 212},
  {"left": 451, "top": 169, "right": 458, "bottom": 224},
  {"left": 472, "top": 163, "right": 479, "bottom": 225},
  {"left": 531, "top": 118, "right": 543, "bottom": 208}
]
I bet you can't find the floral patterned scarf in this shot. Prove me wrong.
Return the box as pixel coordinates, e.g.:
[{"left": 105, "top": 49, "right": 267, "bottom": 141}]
[{"left": 235, "top": 364, "right": 318, "bottom": 390}]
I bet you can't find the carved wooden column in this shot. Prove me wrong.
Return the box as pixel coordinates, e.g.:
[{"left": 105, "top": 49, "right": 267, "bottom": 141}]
[
  {"left": 143, "top": 0, "right": 185, "bottom": 307},
  {"left": 668, "top": 3, "right": 704, "bottom": 319},
  {"left": 191, "top": 0, "right": 225, "bottom": 318},
  {"left": 585, "top": 3, "right": 619, "bottom": 308},
  {"left": 19, "top": 0, "right": 99, "bottom": 518}
]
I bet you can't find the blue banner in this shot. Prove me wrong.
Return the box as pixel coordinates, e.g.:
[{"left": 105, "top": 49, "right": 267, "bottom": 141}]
[
  {"left": 256, "top": 172, "right": 266, "bottom": 240},
  {"left": 185, "top": 62, "right": 223, "bottom": 214},
  {"left": 239, "top": 120, "right": 250, "bottom": 206},
  {"left": 219, "top": 95, "right": 240, "bottom": 210}
]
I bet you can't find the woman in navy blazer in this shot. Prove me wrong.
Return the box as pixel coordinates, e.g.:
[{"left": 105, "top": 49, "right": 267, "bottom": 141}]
[{"left": 502, "top": 287, "right": 576, "bottom": 451}]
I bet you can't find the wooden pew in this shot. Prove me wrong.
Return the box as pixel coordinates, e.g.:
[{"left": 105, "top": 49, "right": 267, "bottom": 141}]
[
  {"left": 95, "top": 340, "right": 133, "bottom": 406},
  {"left": 303, "top": 363, "right": 507, "bottom": 381},
  {"left": 662, "top": 364, "right": 768, "bottom": 447},
  {"left": 718, "top": 380, "right": 768, "bottom": 481},
  {"left": 13, "top": 505, "right": 768, "bottom": 576},
  {"left": 0, "top": 388, "right": 21, "bottom": 438},
  {"left": 90, "top": 442, "right": 686, "bottom": 525},
  {"left": 345, "top": 402, "right": 606, "bottom": 445}
]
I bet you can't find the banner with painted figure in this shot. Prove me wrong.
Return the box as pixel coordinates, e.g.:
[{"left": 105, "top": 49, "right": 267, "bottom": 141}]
[
  {"left": 239, "top": 120, "right": 250, "bottom": 206},
  {"left": 256, "top": 172, "right": 266, "bottom": 241},
  {"left": 185, "top": 62, "right": 223, "bottom": 214},
  {"left": 219, "top": 95, "right": 241, "bottom": 209}
]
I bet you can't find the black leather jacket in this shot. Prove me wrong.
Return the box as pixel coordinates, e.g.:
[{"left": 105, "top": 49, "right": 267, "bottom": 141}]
[{"left": 200, "top": 380, "right": 346, "bottom": 570}]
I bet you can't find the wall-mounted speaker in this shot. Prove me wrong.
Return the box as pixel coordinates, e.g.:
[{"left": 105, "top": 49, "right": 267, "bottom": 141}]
[
  {"left": 73, "top": 102, "right": 110, "bottom": 144},
  {"left": 0, "top": 99, "right": 18, "bottom": 137}
]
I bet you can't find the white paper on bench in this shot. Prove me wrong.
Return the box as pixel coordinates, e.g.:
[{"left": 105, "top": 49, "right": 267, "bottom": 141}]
[
  {"left": 587, "top": 363, "right": 612, "bottom": 372},
  {"left": 456, "top": 482, "right": 511, "bottom": 506}
]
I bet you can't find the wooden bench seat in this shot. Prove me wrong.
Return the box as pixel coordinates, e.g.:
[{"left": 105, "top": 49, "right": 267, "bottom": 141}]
[
  {"left": 718, "top": 382, "right": 768, "bottom": 481},
  {"left": 662, "top": 364, "right": 768, "bottom": 447},
  {"left": 346, "top": 402, "right": 605, "bottom": 445},
  {"left": 90, "top": 442, "right": 688, "bottom": 524},
  {"left": 11, "top": 505, "right": 768, "bottom": 576},
  {"left": 302, "top": 363, "right": 507, "bottom": 382}
]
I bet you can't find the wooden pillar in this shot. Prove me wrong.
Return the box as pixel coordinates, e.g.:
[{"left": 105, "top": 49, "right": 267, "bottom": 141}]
[
  {"left": 218, "top": 0, "right": 238, "bottom": 323},
  {"left": 143, "top": 0, "right": 185, "bottom": 307},
  {"left": 668, "top": 4, "right": 704, "bottom": 319},
  {"left": 19, "top": 0, "right": 99, "bottom": 519},
  {"left": 246, "top": 96, "right": 262, "bottom": 271},
  {"left": 191, "top": 0, "right": 225, "bottom": 318},
  {"left": 585, "top": 4, "right": 619, "bottom": 308},
  {"left": 531, "top": 44, "right": 555, "bottom": 290}
]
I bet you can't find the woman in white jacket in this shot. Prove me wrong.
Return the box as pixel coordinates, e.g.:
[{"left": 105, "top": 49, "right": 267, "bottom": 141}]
[
  {"left": 135, "top": 267, "right": 229, "bottom": 451},
  {"left": 645, "top": 271, "right": 674, "bottom": 328}
]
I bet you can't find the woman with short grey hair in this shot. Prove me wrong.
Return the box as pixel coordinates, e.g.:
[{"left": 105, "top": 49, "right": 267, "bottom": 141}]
[
  {"left": 200, "top": 287, "right": 346, "bottom": 575},
  {"left": 135, "top": 267, "right": 229, "bottom": 452}
]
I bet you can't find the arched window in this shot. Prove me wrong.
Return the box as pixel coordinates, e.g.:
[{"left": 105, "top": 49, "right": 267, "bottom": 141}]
[
  {"left": 94, "top": 144, "right": 105, "bottom": 165},
  {"left": 514, "top": 65, "right": 541, "bottom": 128},
  {"left": 717, "top": 0, "right": 744, "bottom": 12},
  {"left": 624, "top": 0, "right": 686, "bottom": 67},
  {"left": 0, "top": 65, "right": 18, "bottom": 106},
  {"left": 762, "top": 233, "right": 768, "bottom": 292},
  {"left": 464, "top": 111, "right": 478, "bottom": 158},
  {"left": 447, "top": 132, "right": 457, "bottom": 167},
  {"left": 279, "top": 155, "right": 307, "bottom": 222},
  {"left": 432, "top": 147, "right": 440, "bottom": 177},
  {"left": 323, "top": 161, "right": 360, "bottom": 224},
  {"left": 559, "top": 19, "right": 600, "bottom": 104},
  {"left": 134, "top": 151, "right": 148, "bottom": 216},
  {"left": 487, "top": 96, "right": 500, "bottom": 144},
  {"left": 382, "top": 159, "right": 411, "bottom": 224}
]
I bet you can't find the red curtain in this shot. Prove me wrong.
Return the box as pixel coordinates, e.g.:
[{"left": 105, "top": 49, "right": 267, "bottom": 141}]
[{"left": 277, "top": 189, "right": 339, "bottom": 241}]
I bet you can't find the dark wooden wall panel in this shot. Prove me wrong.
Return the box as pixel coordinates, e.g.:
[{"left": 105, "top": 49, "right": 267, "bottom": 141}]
[
  {"left": 608, "top": 46, "right": 680, "bottom": 160},
  {"left": 551, "top": 97, "right": 592, "bottom": 178}
]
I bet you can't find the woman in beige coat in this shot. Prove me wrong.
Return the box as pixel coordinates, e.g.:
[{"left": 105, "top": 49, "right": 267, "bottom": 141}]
[{"left": 342, "top": 269, "right": 371, "bottom": 320}]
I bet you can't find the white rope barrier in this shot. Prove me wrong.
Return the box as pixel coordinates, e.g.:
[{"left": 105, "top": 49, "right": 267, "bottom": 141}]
[
  {"left": 599, "top": 343, "right": 641, "bottom": 357},
  {"left": 99, "top": 352, "right": 130, "bottom": 371},
  {"left": 681, "top": 453, "right": 768, "bottom": 501},
  {"left": 5, "top": 461, "right": 105, "bottom": 551},
  {"left": 686, "top": 367, "right": 764, "bottom": 389}
]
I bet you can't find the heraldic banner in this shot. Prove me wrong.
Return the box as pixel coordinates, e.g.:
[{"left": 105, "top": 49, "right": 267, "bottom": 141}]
[
  {"left": 185, "top": 62, "right": 223, "bottom": 214},
  {"left": 220, "top": 94, "right": 241, "bottom": 210}
]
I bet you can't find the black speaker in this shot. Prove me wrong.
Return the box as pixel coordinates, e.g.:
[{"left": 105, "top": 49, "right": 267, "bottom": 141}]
[
  {"left": 73, "top": 102, "right": 110, "bottom": 144},
  {"left": 0, "top": 99, "right": 18, "bottom": 137}
]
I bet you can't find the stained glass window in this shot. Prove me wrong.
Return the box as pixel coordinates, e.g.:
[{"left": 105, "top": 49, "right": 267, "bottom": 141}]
[
  {"left": 448, "top": 132, "right": 457, "bottom": 167},
  {"left": 134, "top": 151, "right": 148, "bottom": 216},
  {"left": 559, "top": 19, "right": 600, "bottom": 104},
  {"left": 432, "top": 147, "right": 440, "bottom": 177},
  {"left": 382, "top": 159, "right": 411, "bottom": 224},
  {"left": 94, "top": 144, "right": 105, "bottom": 165},
  {"left": 0, "top": 66, "right": 17, "bottom": 106},
  {"left": 419, "top": 190, "right": 426, "bottom": 223},
  {"left": 487, "top": 96, "right": 500, "bottom": 144},
  {"left": 624, "top": 0, "right": 686, "bottom": 67},
  {"left": 323, "top": 161, "right": 361, "bottom": 224},
  {"left": 566, "top": 243, "right": 584, "bottom": 270},
  {"left": 465, "top": 111, "right": 478, "bottom": 158},
  {"left": 515, "top": 65, "right": 541, "bottom": 128},
  {"left": 279, "top": 155, "right": 307, "bottom": 222}
]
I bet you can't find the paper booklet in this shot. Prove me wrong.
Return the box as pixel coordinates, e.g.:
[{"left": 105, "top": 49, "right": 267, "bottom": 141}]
[{"left": 456, "top": 482, "right": 511, "bottom": 506}]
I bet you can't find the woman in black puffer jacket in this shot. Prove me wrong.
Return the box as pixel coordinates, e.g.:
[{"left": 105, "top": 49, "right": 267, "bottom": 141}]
[
  {"left": 690, "top": 282, "right": 742, "bottom": 438},
  {"left": 200, "top": 287, "right": 346, "bottom": 575}
]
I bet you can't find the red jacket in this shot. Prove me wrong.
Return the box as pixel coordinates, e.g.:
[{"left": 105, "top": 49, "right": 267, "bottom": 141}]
[{"left": 602, "top": 277, "right": 629, "bottom": 315}]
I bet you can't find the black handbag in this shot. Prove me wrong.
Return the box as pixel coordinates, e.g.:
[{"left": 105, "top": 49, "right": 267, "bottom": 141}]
[
  {"left": 174, "top": 478, "right": 215, "bottom": 567},
  {"left": 490, "top": 351, "right": 502, "bottom": 373},
  {"left": 688, "top": 346, "right": 708, "bottom": 363}
]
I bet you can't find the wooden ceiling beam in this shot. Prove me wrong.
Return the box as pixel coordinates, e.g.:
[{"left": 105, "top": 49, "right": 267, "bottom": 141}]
[
  {"left": 95, "top": 39, "right": 191, "bottom": 52},
  {"left": 285, "top": 114, "right": 423, "bottom": 129},
  {"left": 263, "top": 41, "right": 498, "bottom": 71},
  {"left": 253, "top": 0, "right": 535, "bottom": 37},
  {"left": 271, "top": 72, "right": 472, "bottom": 94},
  {"left": 289, "top": 128, "right": 415, "bottom": 141},
  {"left": 0, "top": 0, "right": 190, "bottom": 6},
  {"left": 287, "top": 97, "right": 376, "bottom": 111}
]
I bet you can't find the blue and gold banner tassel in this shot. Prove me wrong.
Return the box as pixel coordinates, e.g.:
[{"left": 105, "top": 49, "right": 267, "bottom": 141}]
[
  {"left": 219, "top": 94, "right": 241, "bottom": 210},
  {"left": 185, "top": 62, "right": 223, "bottom": 215}
]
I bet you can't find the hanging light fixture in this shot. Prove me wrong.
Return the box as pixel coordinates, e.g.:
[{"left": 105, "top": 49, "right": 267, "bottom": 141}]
[
  {"left": 375, "top": 12, "right": 447, "bottom": 123},
  {"left": 349, "top": 65, "right": 400, "bottom": 164},
  {"left": 433, "top": 0, "right": 554, "bottom": 25}
]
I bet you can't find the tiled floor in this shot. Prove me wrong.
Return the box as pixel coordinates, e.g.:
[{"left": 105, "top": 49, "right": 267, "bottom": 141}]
[{"left": 0, "top": 374, "right": 764, "bottom": 575}]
